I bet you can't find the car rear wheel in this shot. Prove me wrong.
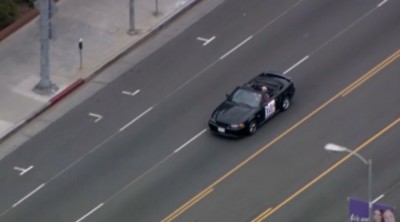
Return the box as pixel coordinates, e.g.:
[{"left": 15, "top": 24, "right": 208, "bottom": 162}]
[
  {"left": 281, "top": 96, "right": 290, "bottom": 111},
  {"left": 248, "top": 120, "right": 257, "bottom": 135}
]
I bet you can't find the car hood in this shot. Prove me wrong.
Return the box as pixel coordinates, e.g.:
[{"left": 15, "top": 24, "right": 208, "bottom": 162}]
[{"left": 213, "top": 101, "right": 257, "bottom": 124}]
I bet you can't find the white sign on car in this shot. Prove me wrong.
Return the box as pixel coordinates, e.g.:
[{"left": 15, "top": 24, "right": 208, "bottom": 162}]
[{"left": 264, "top": 99, "right": 276, "bottom": 118}]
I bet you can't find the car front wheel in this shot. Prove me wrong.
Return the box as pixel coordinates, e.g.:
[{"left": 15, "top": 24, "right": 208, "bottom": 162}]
[
  {"left": 281, "top": 96, "right": 290, "bottom": 111},
  {"left": 248, "top": 120, "right": 257, "bottom": 135}
]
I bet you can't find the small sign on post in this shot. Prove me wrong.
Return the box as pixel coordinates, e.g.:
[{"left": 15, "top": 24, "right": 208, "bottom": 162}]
[{"left": 78, "top": 38, "right": 83, "bottom": 69}]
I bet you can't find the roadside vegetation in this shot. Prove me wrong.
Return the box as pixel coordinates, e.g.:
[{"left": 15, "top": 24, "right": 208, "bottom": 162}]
[{"left": 0, "top": 0, "right": 35, "bottom": 29}]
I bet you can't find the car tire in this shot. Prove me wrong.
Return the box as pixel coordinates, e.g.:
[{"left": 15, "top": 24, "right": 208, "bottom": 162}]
[
  {"left": 248, "top": 120, "right": 257, "bottom": 135},
  {"left": 281, "top": 96, "right": 290, "bottom": 111}
]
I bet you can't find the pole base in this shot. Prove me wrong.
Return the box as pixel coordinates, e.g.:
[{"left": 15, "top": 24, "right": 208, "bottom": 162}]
[
  {"left": 127, "top": 29, "right": 138, "bottom": 36},
  {"left": 153, "top": 11, "right": 162, "bottom": 17},
  {"left": 33, "top": 80, "right": 59, "bottom": 95}
]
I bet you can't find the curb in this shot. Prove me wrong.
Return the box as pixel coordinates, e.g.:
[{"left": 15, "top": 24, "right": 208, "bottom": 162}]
[
  {"left": 0, "top": 78, "right": 84, "bottom": 142},
  {"left": 0, "top": 102, "right": 49, "bottom": 142},
  {"left": 50, "top": 78, "right": 85, "bottom": 104},
  {"left": 0, "top": 0, "right": 201, "bottom": 143}
]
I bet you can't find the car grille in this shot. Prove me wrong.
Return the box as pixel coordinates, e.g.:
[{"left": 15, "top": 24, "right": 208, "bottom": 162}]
[{"left": 215, "top": 121, "right": 230, "bottom": 128}]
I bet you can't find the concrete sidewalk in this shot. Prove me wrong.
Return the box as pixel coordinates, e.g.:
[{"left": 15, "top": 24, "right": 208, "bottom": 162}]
[{"left": 0, "top": 0, "right": 199, "bottom": 141}]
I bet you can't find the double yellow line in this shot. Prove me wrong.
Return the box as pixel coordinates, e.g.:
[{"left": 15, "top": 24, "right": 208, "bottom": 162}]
[
  {"left": 161, "top": 188, "right": 214, "bottom": 222},
  {"left": 252, "top": 117, "right": 400, "bottom": 222},
  {"left": 341, "top": 49, "right": 400, "bottom": 96},
  {"left": 161, "top": 48, "right": 400, "bottom": 222}
]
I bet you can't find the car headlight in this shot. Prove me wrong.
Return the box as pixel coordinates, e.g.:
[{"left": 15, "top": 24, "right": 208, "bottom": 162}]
[
  {"left": 209, "top": 118, "right": 216, "bottom": 124},
  {"left": 230, "top": 123, "right": 245, "bottom": 129}
]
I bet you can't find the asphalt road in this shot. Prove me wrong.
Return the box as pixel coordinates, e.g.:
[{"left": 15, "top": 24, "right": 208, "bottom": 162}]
[{"left": 0, "top": 0, "right": 399, "bottom": 221}]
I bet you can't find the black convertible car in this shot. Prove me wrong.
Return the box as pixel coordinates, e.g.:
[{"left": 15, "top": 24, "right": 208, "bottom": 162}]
[{"left": 208, "top": 72, "right": 295, "bottom": 137}]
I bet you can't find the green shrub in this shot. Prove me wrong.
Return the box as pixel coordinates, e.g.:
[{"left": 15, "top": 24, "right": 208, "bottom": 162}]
[
  {"left": 25, "top": 0, "right": 36, "bottom": 8},
  {"left": 0, "top": 0, "right": 19, "bottom": 29},
  {"left": 15, "top": 0, "right": 36, "bottom": 8}
]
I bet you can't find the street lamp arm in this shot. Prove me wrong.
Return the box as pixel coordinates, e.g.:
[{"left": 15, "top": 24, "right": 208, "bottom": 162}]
[
  {"left": 324, "top": 143, "right": 369, "bottom": 165},
  {"left": 324, "top": 143, "right": 372, "bottom": 222},
  {"left": 348, "top": 150, "right": 369, "bottom": 165}
]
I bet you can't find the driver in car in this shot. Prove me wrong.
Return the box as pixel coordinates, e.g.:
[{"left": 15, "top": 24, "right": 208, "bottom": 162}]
[{"left": 261, "top": 86, "right": 270, "bottom": 104}]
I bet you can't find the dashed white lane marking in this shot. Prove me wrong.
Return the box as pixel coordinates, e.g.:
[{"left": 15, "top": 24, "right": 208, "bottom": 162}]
[
  {"left": 12, "top": 183, "right": 45, "bottom": 208},
  {"left": 13, "top": 165, "right": 34, "bottom": 176},
  {"left": 75, "top": 203, "right": 104, "bottom": 222},
  {"left": 122, "top": 89, "right": 140, "bottom": 96},
  {"left": 196, "top": 36, "right": 216, "bottom": 46},
  {"left": 283, "top": 55, "right": 309, "bottom": 75},
  {"left": 377, "top": 0, "right": 387, "bottom": 7},
  {"left": 3, "top": 107, "right": 153, "bottom": 216},
  {"left": 174, "top": 129, "right": 208, "bottom": 153},
  {"left": 293, "top": 0, "right": 305, "bottom": 7},
  {"left": 3, "top": 0, "right": 381, "bottom": 217},
  {"left": 309, "top": 7, "right": 377, "bottom": 56},
  {"left": 88, "top": 113, "right": 103, "bottom": 123},
  {"left": 119, "top": 107, "right": 153, "bottom": 131},
  {"left": 103, "top": 129, "right": 208, "bottom": 206},
  {"left": 220, "top": 36, "right": 253, "bottom": 60}
]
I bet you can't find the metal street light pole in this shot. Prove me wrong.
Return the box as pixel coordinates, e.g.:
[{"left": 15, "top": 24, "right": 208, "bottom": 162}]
[
  {"left": 34, "top": 0, "right": 58, "bottom": 94},
  {"left": 324, "top": 143, "right": 372, "bottom": 222},
  {"left": 367, "top": 159, "right": 372, "bottom": 222}
]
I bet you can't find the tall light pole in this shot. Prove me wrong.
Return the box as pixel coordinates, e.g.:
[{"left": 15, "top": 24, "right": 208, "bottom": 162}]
[
  {"left": 34, "top": 0, "right": 58, "bottom": 94},
  {"left": 324, "top": 143, "right": 372, "bottom": 222}
]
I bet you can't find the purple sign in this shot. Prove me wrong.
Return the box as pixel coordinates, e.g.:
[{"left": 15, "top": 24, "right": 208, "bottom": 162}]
[
  {"left": 349, "top": 197, "right": 368, "bottom": 222},
  {"left": 348, "top": 197, "right": 396, "bottom": 222}
]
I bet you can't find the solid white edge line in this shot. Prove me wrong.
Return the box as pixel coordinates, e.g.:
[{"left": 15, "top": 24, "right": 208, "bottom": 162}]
[
  {"left": 119, "top": 107, "right": 153, "bottom": 131},
  {"left": 75, "top": 203, "right": 104, "bottom": 222},
  {"left": 220, "top": 36, "right": 253, "bottom": 60},
  {"left": 283, "top": 55, "right": 309, "bottom": 75},
  {"left": 174, "top": 129, "right": 207, "bottom": 153},
  {"left": 377, "top": 0, "right": 387, "bottom": 7},
  {"left": 12, "top": 183, "right": 46, "bottom": 208}
]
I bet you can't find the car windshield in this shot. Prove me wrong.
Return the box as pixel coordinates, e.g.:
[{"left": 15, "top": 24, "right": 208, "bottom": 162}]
[{"left": 230, "top": 88, "right": 261, "bottom": 108}]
